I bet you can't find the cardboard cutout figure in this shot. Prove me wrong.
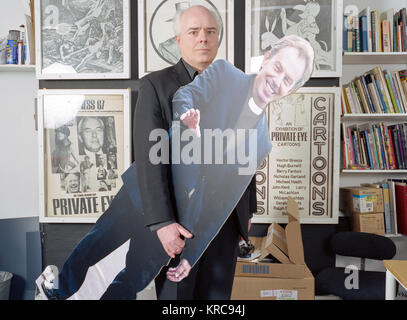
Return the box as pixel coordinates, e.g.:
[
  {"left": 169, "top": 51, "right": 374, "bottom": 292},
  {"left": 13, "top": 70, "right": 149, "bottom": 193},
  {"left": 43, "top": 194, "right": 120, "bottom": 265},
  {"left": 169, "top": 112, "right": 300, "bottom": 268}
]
[{"left": 37, "top": 36, "right": 314, "bottom": 300}]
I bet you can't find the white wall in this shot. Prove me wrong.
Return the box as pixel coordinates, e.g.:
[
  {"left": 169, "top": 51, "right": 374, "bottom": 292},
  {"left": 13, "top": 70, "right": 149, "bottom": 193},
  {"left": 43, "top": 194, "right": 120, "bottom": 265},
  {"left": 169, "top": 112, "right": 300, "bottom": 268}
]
[
  {"left": 0, "top": 0, "right": 39, "bottom": 219},
  {"left": 0, "top": 71, "right": 38, "bottom": 219}
]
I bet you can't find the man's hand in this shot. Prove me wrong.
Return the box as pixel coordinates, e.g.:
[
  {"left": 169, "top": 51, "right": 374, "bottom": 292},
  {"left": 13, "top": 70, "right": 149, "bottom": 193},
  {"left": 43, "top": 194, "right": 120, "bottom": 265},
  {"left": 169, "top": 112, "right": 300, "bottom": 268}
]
[
  {"left": 180, "top": 109, "right": 201, "bottom": 138},
  {"left": 166, "top": 259, "right": 192, "bottom": 282},
  {"left": 157, "top": 223, "right": 193, "bottom": 258}
]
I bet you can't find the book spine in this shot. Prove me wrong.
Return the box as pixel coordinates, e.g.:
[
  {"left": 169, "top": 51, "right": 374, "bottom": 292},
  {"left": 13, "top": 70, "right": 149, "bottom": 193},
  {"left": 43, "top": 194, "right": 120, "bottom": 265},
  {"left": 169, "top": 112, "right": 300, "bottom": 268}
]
[
  {"left": 371, "top": 11, "right": 377, "bottom": 52},
  {"left": 348, "top": 127, "right": 356, "bottom": 165},
  {"left": 391, "top": 127, "right": 402, "bottom": 168},
  {"left": 350, "top": 81, "right": 363, "bottom": 113},
  {"left": 382, "top": 20, "right": 391, "bottom": 52},
  {"left": 356, "top": 78, "right": 371, "bottom": 113},
  {"left": 402, "top": 124, "right": 407, "bottom": 167},
  {"left": 352, "top": 131, "right": 359, "bottom": 164},
  {"left": 388, "top": 128, "right": 398, "bottom": 169},
  {"left": 374, "top": 67, "right": 394, "bottom": 113},
  {"left": 402, "top": 8, "right": 407, "bottom": 51},
  {"left": 378, "top": 124, "right": 390, "bottom": 169},
  {"left": 381, "top": 184, "right": 392, "bottom": 234},
  {"left": 367, "top": 8, "right": 372, "bottom": 52},
  {"left": 343, "top": 15, "right": 348, "bottom": 53},
  {"left": 360, "top": 75, "right": 375, "bottom": 112},
  {"left": 363, "top": 130, "right": 373, "bottom": 168},
  {"left": 378, "top": 13, "right": 383, "bottom": 52},
  {"left": 397, "top": 125, "right": 406, "bottom": 169},
  {"left": 373, "top": 124, "right": 384, "bottom": 169},
  {"left": 389, "top": 72, "right": 403, "bottom": 113},
  {"left": 373, "top": 77, "right": 387, "bottom": 113},
  {"left": 361, "top": 16, "right": 368, "bottom": 52},
  {"left": 395, "top": 183, "right": 407, "bottom": 235},
  {"left": 342, "top": 88, "right": 350, "bottom": 114},
  {"left": 393, "top": 72, "right": 407, "bottom": 113},
  {"left": 345, "top": 86, "right": 356, "bottom": 113},
  {"left": 369, "top": 125, "right": 380, "bottom": 169},
  {"left": 382, "top": 123, "right": 395, "bottom": 169},
  {"left": 384, "top": 72, "right": 401, "bottom": 113},
  {"left": 356, "top": 17, "right": 361, "bottom": 52}
]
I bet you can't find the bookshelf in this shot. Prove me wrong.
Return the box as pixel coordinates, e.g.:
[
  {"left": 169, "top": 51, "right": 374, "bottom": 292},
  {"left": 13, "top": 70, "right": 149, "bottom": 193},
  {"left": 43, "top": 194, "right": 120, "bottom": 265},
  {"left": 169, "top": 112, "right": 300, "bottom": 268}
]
[
  {"left": 342, "top": 114, "right": 407, "bottom": 121},
  {"left": 343, "top": 52, "right": 407, "bottom": 65},
  {"left": 341, "top": 0, "right": 407, "bottom": 237}
]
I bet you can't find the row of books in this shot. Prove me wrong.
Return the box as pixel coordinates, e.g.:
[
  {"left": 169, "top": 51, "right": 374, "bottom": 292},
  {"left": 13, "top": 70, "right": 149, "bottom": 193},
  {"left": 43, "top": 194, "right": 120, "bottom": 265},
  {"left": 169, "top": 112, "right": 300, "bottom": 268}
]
[
  {"left": 342, "top": 67, "right": 407, "bottom": 114},
  {"left": 361, "top": 181, "right": 407, "bottom": 235},
  {"left": 343, "top": 7, "right": 407, "bottom": 52},
  {"left": 342, "top": 122, "right": 407, "bottom": 170}
]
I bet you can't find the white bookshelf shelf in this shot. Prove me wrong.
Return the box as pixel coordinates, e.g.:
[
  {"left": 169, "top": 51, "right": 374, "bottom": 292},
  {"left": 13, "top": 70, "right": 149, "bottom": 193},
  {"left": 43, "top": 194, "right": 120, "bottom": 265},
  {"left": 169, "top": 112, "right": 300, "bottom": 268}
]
[
  {"left": 343, "top": 52, "right": 407, "bottom": 65},
  {"left": 385, "top": 233, "right": 404, "bottom": 238},
  {"left": 342, "top": 114, "right": 407, "bottom": 122},
  {"left": 341, "top": 170, "right": 407, "bottom": 174},
  {"left": 0, "top": 64, "right": 35, "bottom": 72}
]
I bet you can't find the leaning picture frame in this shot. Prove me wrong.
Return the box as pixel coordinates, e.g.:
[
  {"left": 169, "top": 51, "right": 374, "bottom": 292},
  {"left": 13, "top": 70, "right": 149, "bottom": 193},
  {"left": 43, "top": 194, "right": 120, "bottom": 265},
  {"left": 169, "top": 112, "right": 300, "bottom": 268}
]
[
  {"left": 138, "top": 0, "right": 234, "bottom": 78},
  {"left": 35, "top": 0, "right": 131, "bottom": 79},
  {"left": 245, "top": 0, "right": 343, "bottom": 78},
  {"left": 38, "top": 89, "right": 132, "bottom": 223},
  {"left": 253, "top": 87, "right": 341, "bottom": 224}
]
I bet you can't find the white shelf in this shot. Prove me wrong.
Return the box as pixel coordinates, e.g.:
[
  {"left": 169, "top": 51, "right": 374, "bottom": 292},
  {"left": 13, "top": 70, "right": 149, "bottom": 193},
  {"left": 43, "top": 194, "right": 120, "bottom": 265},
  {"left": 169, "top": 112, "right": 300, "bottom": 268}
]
[
  {"left": 342, "top": 114, "right": 407, "bottom": 122},
  {"left": 385, "top": 233, "right": 404, "bottom": 238},
  {"left": 0, "top": 65, "right": 36, "bottom": 72},
  {"left": 342, "top": 170, "right": 407, "bottom": 174},
  {"left": 343, "top": 52, "right": 407, "bottom": 65}
]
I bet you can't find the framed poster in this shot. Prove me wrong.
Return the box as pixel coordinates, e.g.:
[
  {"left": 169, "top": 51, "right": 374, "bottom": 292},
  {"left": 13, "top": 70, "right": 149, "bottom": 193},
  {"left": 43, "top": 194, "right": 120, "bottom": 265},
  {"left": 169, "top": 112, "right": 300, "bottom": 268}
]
[
  {"left": 253, "top": 87, "right": 341, "bottom": 224},
  {"left": 245, "top": 0, "right": 343, "bottom": 78},
  {"left": 35, "top": 0, "right": 131, "bottom": 79},
  {"left": 38, "top": 89, "right": 131, "bottom": 223},
  {"left": 138, "top": 0, "right": 234, "bottom": 78}
]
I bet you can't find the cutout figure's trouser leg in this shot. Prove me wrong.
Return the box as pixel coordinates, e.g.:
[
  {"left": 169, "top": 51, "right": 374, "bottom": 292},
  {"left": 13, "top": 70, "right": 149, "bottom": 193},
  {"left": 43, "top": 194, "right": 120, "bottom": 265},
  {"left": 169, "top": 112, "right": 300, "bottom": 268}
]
[
  {"left": 56, "top": 187, "right": 136, "bottom": 299},
  {"left": 101, "top": 211, "right": 169, "bottom": 300}
]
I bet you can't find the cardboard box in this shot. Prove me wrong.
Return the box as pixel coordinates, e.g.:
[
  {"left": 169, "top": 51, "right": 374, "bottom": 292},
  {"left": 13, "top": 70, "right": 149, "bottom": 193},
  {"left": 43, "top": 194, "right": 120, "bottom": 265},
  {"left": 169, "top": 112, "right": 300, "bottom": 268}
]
[
  {"left": 352, "top": 212, "right": 385, "bottom": 236},
  {"left": 231, "top": 198, "right": 314, "bottom": 300},
  {"left": 340, "top": 187, "right": 384, "bottom": 214}
]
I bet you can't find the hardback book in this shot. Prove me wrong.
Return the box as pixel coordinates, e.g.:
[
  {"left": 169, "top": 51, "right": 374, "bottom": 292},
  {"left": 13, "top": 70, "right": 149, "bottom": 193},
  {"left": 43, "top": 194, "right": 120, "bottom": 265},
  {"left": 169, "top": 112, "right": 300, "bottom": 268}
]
[
  {"left": 382, "top": 20, "right": 391, "bottom": 52},
  {"left": 384, "top": 71, "right": 402, "bottom": 113},
  {"left": 381, "top": 9, "right": 395, "bottom": 52},
  {"left": 395, "top": 182, "right": 407, "bottom": 235},
  {"left": 360, "top": 7, "right": 372, "bottom": 52},
  {"left": 392, "top": 71, "right": 407, "bottom": 113},
  {"left": 387, "top": 180, "right": 399, "bottom": 235}
]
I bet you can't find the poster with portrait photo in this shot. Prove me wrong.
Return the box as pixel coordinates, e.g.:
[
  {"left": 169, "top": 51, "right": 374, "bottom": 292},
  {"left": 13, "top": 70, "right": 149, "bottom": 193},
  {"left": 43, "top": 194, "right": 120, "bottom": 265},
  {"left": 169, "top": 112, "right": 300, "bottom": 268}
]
[
  {"left": 35, "top": 0, "right": 131, "bottom": 79},
  {"left": 38, "top": 89, "right": 131, "bottom": 223},
  {"left": 245, "top": 0, "right": 342, "bottom": 77},
  {"left": 138, "top": 0, "right": 234, "bottom": 78},
  {"left": 253, "top": 87, "right": 341, "bottom": 224}
]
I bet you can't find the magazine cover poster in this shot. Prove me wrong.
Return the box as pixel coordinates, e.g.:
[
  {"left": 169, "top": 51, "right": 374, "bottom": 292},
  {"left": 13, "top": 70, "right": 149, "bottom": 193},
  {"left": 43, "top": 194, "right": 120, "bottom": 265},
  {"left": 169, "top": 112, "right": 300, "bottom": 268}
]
[{"left": 43, "top": 93, "right": 126, "bottom": 221}]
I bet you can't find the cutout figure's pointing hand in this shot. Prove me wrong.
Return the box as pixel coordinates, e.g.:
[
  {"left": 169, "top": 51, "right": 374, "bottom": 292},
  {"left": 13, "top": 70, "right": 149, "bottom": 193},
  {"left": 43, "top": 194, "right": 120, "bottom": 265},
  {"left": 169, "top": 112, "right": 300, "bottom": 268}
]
[{"left": 180, "top": 109, "right": 201, "bottom": 138}]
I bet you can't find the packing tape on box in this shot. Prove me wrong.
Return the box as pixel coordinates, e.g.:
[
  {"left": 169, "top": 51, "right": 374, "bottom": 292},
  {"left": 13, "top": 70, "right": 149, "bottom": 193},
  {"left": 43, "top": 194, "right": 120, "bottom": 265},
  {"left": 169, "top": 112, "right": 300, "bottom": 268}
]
[
  {"left": 267, "top": 228, "right": 287, "bottom": 245},
  {"left": 260, "top": 290, "right": 298, "bottom": 300}
]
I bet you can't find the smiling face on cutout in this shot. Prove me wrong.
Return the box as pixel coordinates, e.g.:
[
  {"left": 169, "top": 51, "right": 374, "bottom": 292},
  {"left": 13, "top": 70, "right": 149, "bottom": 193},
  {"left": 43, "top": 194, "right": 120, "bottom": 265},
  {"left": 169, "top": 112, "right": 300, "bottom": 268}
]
[{"left": 252, "top": 46, "right": 307, "bottom": 109}]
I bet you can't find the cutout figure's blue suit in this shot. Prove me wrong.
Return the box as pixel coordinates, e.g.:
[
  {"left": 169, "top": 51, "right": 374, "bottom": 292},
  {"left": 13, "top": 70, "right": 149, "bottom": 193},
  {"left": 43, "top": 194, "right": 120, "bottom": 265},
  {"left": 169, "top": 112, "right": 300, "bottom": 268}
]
[{"left": 54, "top": 60, "right": 271, "bottom": 300}]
